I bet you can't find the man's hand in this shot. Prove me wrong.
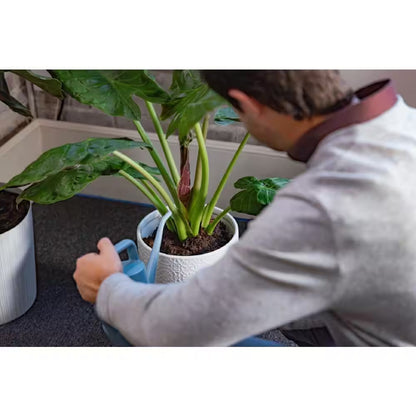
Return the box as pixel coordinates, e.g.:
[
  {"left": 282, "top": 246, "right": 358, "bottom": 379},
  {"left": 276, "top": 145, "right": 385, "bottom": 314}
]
[{"left": 73, "top": 237, "right": 122, "bottom": 303}]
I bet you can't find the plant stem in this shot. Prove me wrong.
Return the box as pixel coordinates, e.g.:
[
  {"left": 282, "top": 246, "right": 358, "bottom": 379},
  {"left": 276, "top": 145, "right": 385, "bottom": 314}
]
[
  {"left": 202, "top": 131, "right": 250, "bottom": 228},
  {"left": 114, "top": 151, "right": 174, "bottom": 208},
  {"left": 133, "top": 119, "right": 192, "bottom": 238},
  {"left": 145, "top": 101, "right": 180, "bottom": 185},
  {"left": 114, "top": 152, "right": 188, "bottom": 240},
  {"left": 206, "top": 207, "right": 231, "bottom": 235},
  {"left": 202, "top": 113, "right": 210, "bottom": 140},
  {"left": 133, "top": 120, "right": 177, "bottom": 198},
  {"left": 188, "top": 122, "right": 210, "bottom": 236},
  {"left": 119, "top": 170, "right": 167, "bottom": 214},
  {"left": 138, "top": 179, "right": 177, "bottom": 233},
  {"left": 191, "top": 114, "right": 209, "bottom": 200}
]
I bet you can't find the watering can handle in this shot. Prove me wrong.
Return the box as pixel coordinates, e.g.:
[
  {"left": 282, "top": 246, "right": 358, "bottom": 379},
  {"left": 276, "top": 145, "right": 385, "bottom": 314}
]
[
  {"left": 114, "top": 239, "right": 140, "bottom": 260},
  {"left": 114, "top": 239, "right": 148, "bottom": 283}
]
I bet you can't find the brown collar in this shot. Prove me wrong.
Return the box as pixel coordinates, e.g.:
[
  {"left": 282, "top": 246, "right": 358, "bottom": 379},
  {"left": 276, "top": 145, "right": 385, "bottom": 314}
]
[{"left": 287, "top": 79, "right": 398, "bottom": 163}]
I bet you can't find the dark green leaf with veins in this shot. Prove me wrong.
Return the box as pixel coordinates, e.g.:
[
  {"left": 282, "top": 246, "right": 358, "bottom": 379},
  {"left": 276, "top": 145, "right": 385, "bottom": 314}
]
[
  {"left": 161, "top": 70, "right": 226, "bottom": 140},
  {"left": 51, "top": 70, "right": 170, "bottom": 120},
  {"left": 11, "top": 70, "right": 64, "bottom": 99},
  {"left": 234, "top": 176, "right": 259, "bottom": 189},
  {"left": 0, "top": 137, "right": 149, "bottom": 190},
  {"left": 16, "top": 157, "right": 161, "bottom": 205},
  {"left": 0, "top": 71, "right": 32, "bottom": 117},
  {"left": 230, "top": 188, "right": 264, "bottom": 216},
  {"left": 230, "top": 176, "right": 290, "bottom": 215},
  {"left": 17, "top": 165, "right": 103, "bottom": 204}
]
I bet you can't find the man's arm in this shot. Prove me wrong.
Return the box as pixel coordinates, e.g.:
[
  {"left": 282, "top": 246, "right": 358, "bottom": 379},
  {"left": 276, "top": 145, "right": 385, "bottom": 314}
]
[{"left": 96, "top": 191, "right": 341, "bottom": 346}]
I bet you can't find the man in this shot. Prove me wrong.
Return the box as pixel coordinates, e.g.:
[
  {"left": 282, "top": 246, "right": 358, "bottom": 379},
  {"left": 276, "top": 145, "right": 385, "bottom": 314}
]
[{"left": 73, "top": 70, "right": 416, "bottom": 346}]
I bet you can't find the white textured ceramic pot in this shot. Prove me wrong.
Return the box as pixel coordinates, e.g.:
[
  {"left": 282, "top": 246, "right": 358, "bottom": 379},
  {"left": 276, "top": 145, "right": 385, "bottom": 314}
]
[
  {"left": 137, "top": 207, "right": 239, "bottom": 284},
  {"left": 0, "top": 197, "right": 36, "bottom": 325}
]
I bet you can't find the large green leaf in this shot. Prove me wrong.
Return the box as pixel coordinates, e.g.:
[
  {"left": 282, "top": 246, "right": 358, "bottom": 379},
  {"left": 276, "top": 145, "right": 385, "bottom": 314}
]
[
  {"left": 50, "top": 70, "right": 170, "bottom": 120},
  {"left": 234, "top": 176, "right": 259, "bottom": 189},
  {"left": 170, "top": 70, "right": 201, "bottom": 92},
  {"left": 11, "top": 70, "right": 64, "bottom": 99},
  {"left": 16, "top": 156, "right": 161, "bottom": 205},
  {"left": 230, "top": 188, "right": 264, "bottom": 216},
  {"left": 161, "top": 70, "right": 226, "bottom": 139},
  {"left": 230, "top": 176, "right": 290, "bottom": 215},
  {"left": 0, "top": 71, "right": 32, "bottom": 117},
  {"left": 17, "top": 164, "right": 104, "bottom": 204},
  {"left": 214, "top": 106, "right": 240, "bottom": 125},
  {"left": 0, "top": 137, "right": 150, "bottom": 190}
]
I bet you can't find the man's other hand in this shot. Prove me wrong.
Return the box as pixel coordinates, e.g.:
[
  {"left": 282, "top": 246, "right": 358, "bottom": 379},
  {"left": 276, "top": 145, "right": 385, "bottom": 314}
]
[{"left": 73, "top": 237, "right": 122, "bottom": 303}]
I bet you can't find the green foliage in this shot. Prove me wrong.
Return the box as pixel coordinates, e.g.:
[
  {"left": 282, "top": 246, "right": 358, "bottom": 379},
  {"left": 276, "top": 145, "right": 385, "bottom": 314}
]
[
  {"left": 16, "top": 165, "right": 104, "bottom": 204},
  {"left": 0, "top": 71, "right": 32, "bottom": 117},
  {"left": 230, "top": 176, "right": 290, "bottom": 215},
  {"left": 0, "top": 70, "right": 64, "bottom": 117},
  {"left": 16, "top": 158, "right": 160, "bottom": 205},
  {"left": 11, "top": 70, "right": 64, "bottom": 99},
  {"left": 161, "top": 70, "right": 226, "bottom": 140},
  {"left": 0, "top": 138, "right": 160, "bottom": 204},
  {"left": 1, "top": 137, "right": 149, "bottom": 189},
  {"left": 1, "top": 69, "right": 257, "bottom": 241},
  {"left": 214, "top": 106, "right": 240, "bottom": 125},
  {"left": 51, "top": 70, "right": 170, "bottom": 120}
]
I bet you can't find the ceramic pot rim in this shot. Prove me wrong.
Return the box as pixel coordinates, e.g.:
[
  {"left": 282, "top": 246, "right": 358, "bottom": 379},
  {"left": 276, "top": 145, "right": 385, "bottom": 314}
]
[{"left": 137, "top": 207, "right": 239, "bottom": 260}]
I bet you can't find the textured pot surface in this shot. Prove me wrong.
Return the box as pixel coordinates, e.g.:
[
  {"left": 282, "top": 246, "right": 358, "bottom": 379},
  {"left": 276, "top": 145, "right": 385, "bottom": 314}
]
[
  {"left": 0, "top": 205, "right": 37, "bottom": 324},
  {"left": 137, "top": 208, "right": 239, "bottom": 284}
]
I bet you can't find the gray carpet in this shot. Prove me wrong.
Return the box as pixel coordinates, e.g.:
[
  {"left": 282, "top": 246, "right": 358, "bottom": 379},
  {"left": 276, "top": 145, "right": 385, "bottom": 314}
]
[{"left": 0, "top": 195, "right": 295, "bottom": 347}]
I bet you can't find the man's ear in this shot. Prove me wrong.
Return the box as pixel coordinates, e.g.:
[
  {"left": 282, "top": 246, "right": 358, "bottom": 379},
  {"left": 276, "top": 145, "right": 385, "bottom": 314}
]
[{"left": 228, "top": 89, "right": 263, "bottom": 116}]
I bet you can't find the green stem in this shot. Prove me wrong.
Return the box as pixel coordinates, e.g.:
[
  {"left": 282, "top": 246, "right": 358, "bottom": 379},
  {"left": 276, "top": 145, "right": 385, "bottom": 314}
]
[
  {"left": 114, "top": 151, "right": 175, "bottom": 209},
  {"left": 114, "top": 151, "right": 188, "bottom": 239},
  {"left": 192, "top": 152, "right": 203, "bottom": 199},
  {"left": 133, "top": 120, "right": 192, "bottom": 238},
  {"left": 206, "top": 207, "right": 231, "bottom": 235},
  {"left": 189, "top": 114, "right": 209, "bottom": 210},
  {"left": 202, "top": 131, "right": 250, "bottom": 228},
  {"left": 119, "top": 170, "right": 167, "bottom": 214},
  {"left": 133, "top": 120, "right": 177, "bottom": 198},
  {"left": 145, "top": 101, "right": 180, "bottom": 185},
  {"left": 202, "top": 113, "right": 210, "bottom": 140},
  {"left": 188, "top": 122, "right": 210, "bottom": 236},
  {"left": 139, "top": 179, "right": 177, "bottom": 233}
]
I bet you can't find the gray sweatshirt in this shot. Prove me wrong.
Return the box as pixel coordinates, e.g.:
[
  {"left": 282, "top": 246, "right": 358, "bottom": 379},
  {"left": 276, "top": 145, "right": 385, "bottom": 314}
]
[{"left": 97, "top": 95, "right": 416, "bottom": 346}]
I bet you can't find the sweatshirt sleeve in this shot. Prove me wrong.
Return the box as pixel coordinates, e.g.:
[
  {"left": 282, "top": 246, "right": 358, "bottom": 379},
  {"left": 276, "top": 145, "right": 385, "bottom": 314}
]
[{"left": 96, "top": 191, "right": 341, "bottom": 346}]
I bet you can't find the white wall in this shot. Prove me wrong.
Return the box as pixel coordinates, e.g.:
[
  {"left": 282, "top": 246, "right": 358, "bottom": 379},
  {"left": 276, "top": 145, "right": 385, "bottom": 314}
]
[{"left": 340, "top": 70, "right": 416, "bottom": 107}]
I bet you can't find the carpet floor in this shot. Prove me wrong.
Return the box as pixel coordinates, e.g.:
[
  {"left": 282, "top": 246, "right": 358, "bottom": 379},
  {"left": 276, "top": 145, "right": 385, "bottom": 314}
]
[{"left": 0, "top": 195, "right": 295, "bottom": 347}]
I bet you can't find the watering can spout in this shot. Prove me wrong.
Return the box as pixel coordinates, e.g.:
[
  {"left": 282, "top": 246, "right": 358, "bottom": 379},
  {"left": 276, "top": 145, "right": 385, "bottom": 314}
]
[{"left": 145, "top": 211, "right": 172, "bottom": 284}]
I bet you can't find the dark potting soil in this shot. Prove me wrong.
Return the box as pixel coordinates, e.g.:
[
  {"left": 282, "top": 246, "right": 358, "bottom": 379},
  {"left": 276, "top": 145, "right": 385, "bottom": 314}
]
[
  {"left": 0, "top": 190, "right": 30, "bottom": 234},
  {"left": 144, "top": 221, "right": 231, "bottom": 256}
]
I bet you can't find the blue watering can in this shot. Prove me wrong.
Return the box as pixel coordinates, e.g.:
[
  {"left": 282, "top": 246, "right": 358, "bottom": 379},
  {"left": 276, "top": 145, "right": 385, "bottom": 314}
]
[{"left": 101, "top": 211, "right": 280, "bottom": 347}]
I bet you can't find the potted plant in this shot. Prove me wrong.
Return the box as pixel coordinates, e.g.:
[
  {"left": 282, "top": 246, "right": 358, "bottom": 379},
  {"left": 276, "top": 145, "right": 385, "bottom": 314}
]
[
  {"left": 0, "top": 70, "right": 64, "bottom": 323},
  {"left": 0, "top": 70, "right": 288, "bottom": 284}
]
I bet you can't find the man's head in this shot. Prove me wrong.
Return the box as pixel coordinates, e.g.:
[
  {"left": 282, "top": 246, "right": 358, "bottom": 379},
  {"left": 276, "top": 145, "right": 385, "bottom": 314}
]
[{"left": 201, "top": 70, "right": 353, "bottom": 151}]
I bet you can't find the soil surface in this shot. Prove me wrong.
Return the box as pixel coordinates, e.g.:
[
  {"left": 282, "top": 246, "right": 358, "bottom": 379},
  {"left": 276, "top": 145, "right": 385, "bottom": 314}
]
[
  {"left": 144, "top": 221, "right": 232, "bottom": 256},
  {"left": 0, "top": 191, "right": 30, "bottom": 235}
]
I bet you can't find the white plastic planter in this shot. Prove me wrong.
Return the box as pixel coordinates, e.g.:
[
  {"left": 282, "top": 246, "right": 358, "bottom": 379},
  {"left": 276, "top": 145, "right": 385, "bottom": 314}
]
[
  {"left": 137, "top": 207, "right": 239, "bottom": 284},
  {"left": 0, "top": 195, "right": 37, "bottom": 325}
]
